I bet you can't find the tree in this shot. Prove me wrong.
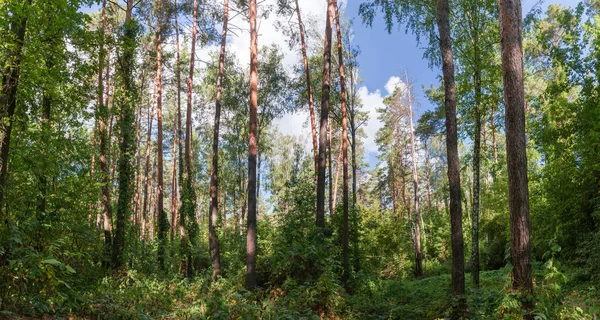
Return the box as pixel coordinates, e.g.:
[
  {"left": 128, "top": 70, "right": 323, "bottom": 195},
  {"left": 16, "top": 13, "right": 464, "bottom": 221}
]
[
  {"left": 436, "top": 0, "right": 465, "bottom": 299},
  {"left": 113, "top": 0, "right": 139, "bottom": 269},
  {"left": 246, "top": 0, "right": 258, "bottom": 289},
  {"left": 333, "top": 0, "right": 350, "bottom": 282},
  {"left": 294, "top": 0, "right": 318, "bottom": 176},
  {"left": 154, "top": 0, "right": 168, "bottom": 271},
  {"left": 209, "top": 0, "right": 229, "bottom": 279},
  {"left": 0, "top": 0, "right": 30, "bottom": 215},
  {"left": 499, "top": 0, "right": 534, "bottom": 312},
  {"left": 182, "top": 0, "right": 199, "bottom": 277},
  {"left": 316, "top": 0, "right": 335, "bottom": 229},
  {"left": 405, "top": 74, "right": 423, "bottom": 279}
]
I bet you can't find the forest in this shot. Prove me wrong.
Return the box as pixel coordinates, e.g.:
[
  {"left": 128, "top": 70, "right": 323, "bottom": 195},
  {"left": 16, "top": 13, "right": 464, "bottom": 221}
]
[{"left": 0, "top": 0, "right": 599, "bottom": 318}]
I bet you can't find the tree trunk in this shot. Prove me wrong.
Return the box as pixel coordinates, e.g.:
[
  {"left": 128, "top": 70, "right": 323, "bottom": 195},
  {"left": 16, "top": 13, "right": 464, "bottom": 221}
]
[
  {"left": 328, "top": 116, "right": 333, "bottom": 215},
  {"left": 316, "top": 0, "right": 335, "bottom": 228},
  {"left": 407, "top": 78, "right": 423, "bottom": 279},
  {"left": 499, "top": 0, "right": 534, "bottom": 313},
  {"left": 332, "top": 143, "right": 342, "bottom": 210},
  {"left": 155, "top": 0, "right": 168, "bottom": 271},
  {"left": 295, "top": 0, "right": 318, "bottom": 176},
  {"left": 172, "top": 0, "right": 183, "bottom": 244},
  {"left": 334, "top": 2, "right": 350, "bottom": 282},
  {"left": 94, "top": 0, "right": 113, "bottom": 268},
  {"left": 0, "top": 0, "right": 29, "bottom": 220},
  {"left": 113, "top": 0, "right": 138, "bottom": 269},
  {"left": 436, "top": 0, "right": 465, "bottom": 298},
  {"left": 246, "top": 0, "right": 258, "bottom": 289},
  {"left": 424, "top": 141, "right": 432, "bottom": 210},
  {"left": 182, "top": 0, "right": 199, "bottom": 278},
  {"left": 209, "top": 0, "right": 228, "bottom": 278},
  {"left": 471, "top": 33, "right": 482, "bottom": 288}
]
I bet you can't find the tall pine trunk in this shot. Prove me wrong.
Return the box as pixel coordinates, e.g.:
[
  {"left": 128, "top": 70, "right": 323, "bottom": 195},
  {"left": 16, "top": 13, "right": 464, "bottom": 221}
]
[
  {"left": 498, "top": 0, "right": 534, "bottom": 314},
  {"left": 295, "top": 0, "right": 318, "bottom": 176},
  {"left": 316, "top": 0, "right": 335, "bottom": 228},
  {"left": 95, "top": 0, "right": 113, "bottom": 267},
  {"left": 436, "top": 0, "right": 465, "bottom": 298},
  {"left": 155, "top": 0, "right": 168, "bottom": 271},
  {"left": 407, "top": 80, "right": 423, "bottom": 279},
  {"left": 333, "top": 1, "right": 350, "bottom": 282},
  {"left": 209, "top": 0, "right": 228, "bottom": 278},
  {"left": 113, "top": 0, "right": 138, "bottom": 269},
  {"left": 246, "top": 0, "right": 259, "bottom": 289},
  {"left": 182, "top": 0, "right": 199, "bottom": 277}
]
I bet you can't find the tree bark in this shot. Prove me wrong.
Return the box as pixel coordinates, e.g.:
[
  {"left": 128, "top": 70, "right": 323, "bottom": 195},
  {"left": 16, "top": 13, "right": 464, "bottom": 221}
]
[
  {"left": 209, "top": 0, "right": 228, "bottom": 278},
  {"left": 436, "top": 0, "right": 465, "bottom": 298},
  {"left": 333, "top": 1, "right": 350, "bottom": 282},
  {"left": 471, "top": 38, "right": 482, "bottom": 288},
  {"left": 407, "top": 78, "right": 423, "bottom": 279},
  {"left": 499, "top": 0, "right": 534, "bottom": 313},
  {"left": 295, "top": 0, "right": 318, "bottom": 177},
  {"left": 316, "top": 0, "right": 335, "bottom": 229},
  {"left": 94, "top": 0, "right": 113, "bottom": 268},
  {"left": 0, "top": 0, "right": 29, "bottom": 220},
  {"left": 182, "top": 0, "right": 199, "bottom": 277},
  {"left": 113, "top": 0, "right": 138, "bottom": 269},
  {"left": 155, "top": 0, "right": 168, "bottom": 271},
  {"left": 246, "top": 0, "right": 258, "bottom": 289}
]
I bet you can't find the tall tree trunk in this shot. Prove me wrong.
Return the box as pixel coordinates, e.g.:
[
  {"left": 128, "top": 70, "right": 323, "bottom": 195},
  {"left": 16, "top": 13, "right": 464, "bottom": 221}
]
[
  {"left": 471, "top": 33, "right": 482, "bottom": 288},
  {"left": 94, "top": 0, "right": 113, "bottom": 267},
  {"left": 328, "top": 116, "right": 333, "bottom": 215},
  {"left": 424, "top": 141, "right": 432, "bottom": 210},
  {"left": 334, "top": 2, "right": 350, "bottom": 282},
  {"left": 155, "top": 0, "right": 168, "bottom": 271},
  {"left": 332, "top": 143, "right": 342, "bottom": 210},
  {"left": 407, "top": 79, "right": 423, "bottom": 279},
  {"left": 113, "top": 0, "right": 138, "bottom": 269},
  {"left": 499, "top": 0, "right": 534, "bottom": 313},
  {"left": 182, "top": 0, "right": 199, "bottom": 277},
  {"left": 316, "top": 0, "right": 335, "bottom": 228},
  {"left": 0, "top": 0, "right": 29, "bottom": 221},
  {"left": 436, "top": 0, "right": 465, "bottom": 299},
  {"left": 246, "top": 0, "right": 259, "bottom": 289},
  {"left": 491, "top": 103, "right": 498, "bottom": 163},
  {"left": 209, "top": 0, "right": 228, "bottom": 279},
  {"left": 295, "top": 0, "right": 318, "bottom": 176},
  {"left": 172, "top": 0, "right": 183, "bottom": 244}
]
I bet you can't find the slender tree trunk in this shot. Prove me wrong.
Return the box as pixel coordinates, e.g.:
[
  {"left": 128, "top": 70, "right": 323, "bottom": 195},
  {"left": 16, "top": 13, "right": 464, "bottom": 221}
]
[
  {"left": 328, "top": 116, "right": 333, "bottom": 215},
  {"left": 142, "top": 101, "right": 154, "bottom": 243},
  {"left": 471, "top": 40, "right": 482, "bottom": 288},
  {"left": 182, "top": 0, "right": 199, "bottom": 277},
  {"left": 113, "top": 0, "right": 138, "bottom": 269},
  {"left": 436, "top": 0, "right": 465, "bottom": 299},
  {"left": 246, "top": 0, "right": 259, "bottom": 289},
  {"left": 333, "top": 2, "right": 350, "bottom": 282},
  {"left": 209, "top": 0, "right": 228, "bottom": 278},
  {"left": 317, "top": 0, "right": 335, "bottom": 228},
  {"left": 407, "top": 79, "right": 423, "bottom": 279},
  {"left": 94, "top": 0, "right": 113, "bottom": 268},
  {"left": 295, "top": 0, "right": 318, "bottom": 176},
  {"left": 491, "top": 103, "right": 498, "bottom": 163},
  {"left": 499, "top": 0, "right": 534, "bottom": 313},
  {"left": 424, "top": 141, "right": 432, "bottom": 210},
  {"left": 332, "top": 143, "right": 342, "bottom": 210},
  {"left": 172, "top": 0, "right": 183, "bottom": 245},
  {"left": 155, "top": 0, "right": 168, "bottom": 271},
  {"left": 0, "top": 0, "right": 29, "bottom": 221}
]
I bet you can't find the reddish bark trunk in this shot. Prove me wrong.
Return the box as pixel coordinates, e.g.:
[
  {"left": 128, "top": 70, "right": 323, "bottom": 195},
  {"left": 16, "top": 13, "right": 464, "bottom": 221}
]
[
  {"left": 436, "top": 0, "right": 465, "bottom": 297},
  {"left": 209, "top": 0, "right": 228, "bottom": 278},
  {"left": 246, "top": 0, "right": 258, "bottom": 289}
]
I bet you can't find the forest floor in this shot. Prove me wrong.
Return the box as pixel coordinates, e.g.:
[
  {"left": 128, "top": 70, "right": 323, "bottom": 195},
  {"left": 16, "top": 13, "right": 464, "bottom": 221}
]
[{"left": 1, "top": 264, "right": 598, "bottom": 319}]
